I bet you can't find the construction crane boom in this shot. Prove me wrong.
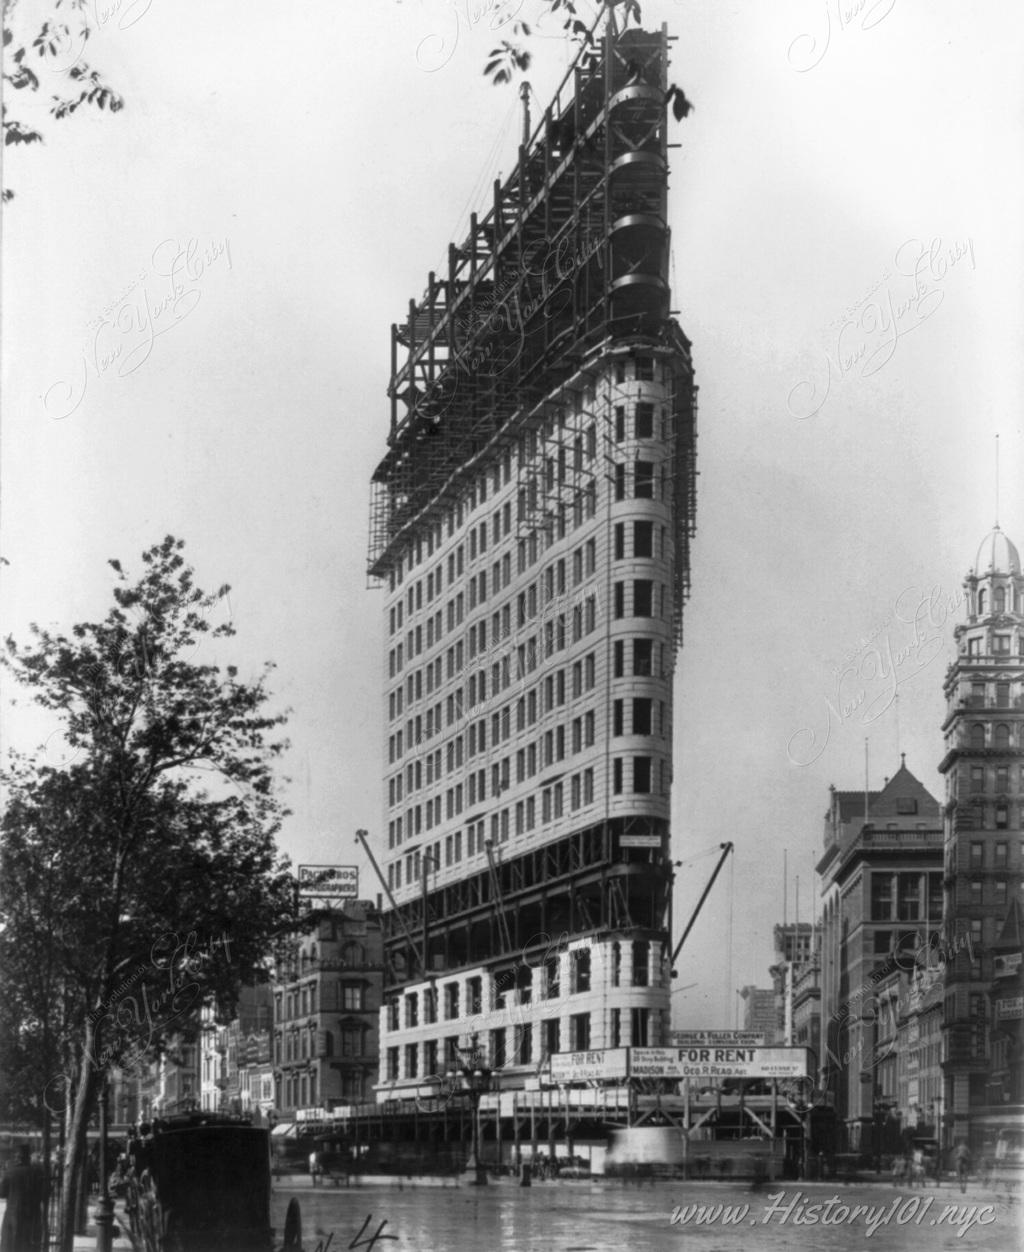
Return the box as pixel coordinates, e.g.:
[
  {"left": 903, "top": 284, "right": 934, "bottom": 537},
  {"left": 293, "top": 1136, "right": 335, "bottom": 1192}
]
[{"left": 671, "top": 841, "right": 733, "bottom": 970}]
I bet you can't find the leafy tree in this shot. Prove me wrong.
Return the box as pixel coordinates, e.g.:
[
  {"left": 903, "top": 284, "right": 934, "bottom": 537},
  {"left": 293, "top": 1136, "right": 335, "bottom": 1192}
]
[
  {"left": 0, "top": 536, "right": 296, "bottom": 1252},
  {"left": 2, "top": 0, "right": 123, "bottom": 200},
  {"left": 482, "top": 0, "right": 643, "bottom": 85}
]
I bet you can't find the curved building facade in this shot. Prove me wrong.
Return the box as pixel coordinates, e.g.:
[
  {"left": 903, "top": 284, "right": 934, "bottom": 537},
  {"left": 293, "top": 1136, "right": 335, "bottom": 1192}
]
[{"left": 367, "top": 24, "right": 698, "bottom": 1100}]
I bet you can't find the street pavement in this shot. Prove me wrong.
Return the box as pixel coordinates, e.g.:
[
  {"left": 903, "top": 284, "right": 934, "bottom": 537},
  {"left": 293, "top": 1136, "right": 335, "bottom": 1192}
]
[
  {"left": 1, "top": 1174, "right": 1017, "bottom": 1249},
  {"left": 270, "top": 1174, "right": 1022, "bottom": 1252}
]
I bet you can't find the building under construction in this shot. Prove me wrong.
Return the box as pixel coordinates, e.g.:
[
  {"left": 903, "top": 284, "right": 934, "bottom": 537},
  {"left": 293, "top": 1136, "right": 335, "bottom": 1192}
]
[{"left": 366, "top": 18, "right": 698, "bottom": 1126}]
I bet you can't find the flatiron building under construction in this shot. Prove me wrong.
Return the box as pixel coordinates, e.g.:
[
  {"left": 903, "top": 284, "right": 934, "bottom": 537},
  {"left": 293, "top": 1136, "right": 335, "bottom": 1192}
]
[{"left": 366, "top": 23, "right": 697, "bottom": 1100}]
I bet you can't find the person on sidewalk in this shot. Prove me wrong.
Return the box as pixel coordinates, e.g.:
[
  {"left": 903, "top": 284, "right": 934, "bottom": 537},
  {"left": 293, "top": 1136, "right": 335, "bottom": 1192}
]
[{"left": 0, "top": 1144, "right": 46, "bottom": 1252}]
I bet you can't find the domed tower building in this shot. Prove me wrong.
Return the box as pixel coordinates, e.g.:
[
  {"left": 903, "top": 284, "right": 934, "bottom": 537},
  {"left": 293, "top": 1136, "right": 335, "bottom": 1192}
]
[{"left": 938, "top": 527, "right": 1024, "bottom": 1154}]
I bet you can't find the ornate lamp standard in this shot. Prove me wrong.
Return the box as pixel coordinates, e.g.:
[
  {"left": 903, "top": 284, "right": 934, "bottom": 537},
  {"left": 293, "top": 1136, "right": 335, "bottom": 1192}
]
[{"left": 446, "top": 1033, "right": 492, "bottom": 1186}]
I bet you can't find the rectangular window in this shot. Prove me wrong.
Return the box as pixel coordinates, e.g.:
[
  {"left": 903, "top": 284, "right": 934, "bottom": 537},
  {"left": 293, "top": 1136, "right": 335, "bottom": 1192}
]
[
  {"left": 613, "top": 758, "right": 623, "bottom": 795},
  {"left": 633, "top": 757, "right": 652, "bottom": 793},
  {"left": 634, "top": 461, "right": 654, "bottom": 499},
  {"left": 571, "top": 949, "right": 591, "bottom": 993},
  {"left": 633, "top": 698, "right": 652, "bottom": 735},
  {"left": 633, "top": 581, "right": 653, "bottom": 616},
  {"left": 614, "top": 582, "right": 625, "bottom": 618},
  {"left": 635, "top": 402, "right": 654, "bottom": 439},
  {"left": 632, "top": 941, "right": 649, "bottom": 987},
  {"left": 614, "top": 524, "right": 625, "bottom": 560},
  {"left": 633, "top": 521, "right": 653, "bottom": 558},
  {"left": 871, "top": 874, "right": 893, "bottom": 920},
  {"left": 633, "top": 639, "right": 653, "bottom": 675},
  {"left": 570, "top": 1012, "right": 591, "bottom": 1051},
  {"left": 897, "top": 874, "right": 921, "bottom": 921}
]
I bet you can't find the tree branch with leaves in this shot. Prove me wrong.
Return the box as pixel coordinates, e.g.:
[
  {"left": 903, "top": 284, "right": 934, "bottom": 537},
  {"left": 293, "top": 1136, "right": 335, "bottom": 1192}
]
[
  {"left": 2, "top": 0, "right": 123, "bottom": 200},
  {"left": 1, "top": 536, "right": 298, "bottom": 1252}
]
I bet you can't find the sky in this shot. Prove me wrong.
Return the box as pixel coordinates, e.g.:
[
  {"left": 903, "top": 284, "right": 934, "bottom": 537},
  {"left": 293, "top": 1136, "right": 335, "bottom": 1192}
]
[{"left": 2, "top": 0, "right": 1023, "bottom": 1032}]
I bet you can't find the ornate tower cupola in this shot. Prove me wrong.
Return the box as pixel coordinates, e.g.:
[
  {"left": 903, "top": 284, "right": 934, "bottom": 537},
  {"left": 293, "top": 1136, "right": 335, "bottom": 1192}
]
[
  {"left": 959, "top": 527, "right": 1024, "bottom": 659},
  {"left": 939, "top": 524, "right": 1024, "bottom": 1151}
]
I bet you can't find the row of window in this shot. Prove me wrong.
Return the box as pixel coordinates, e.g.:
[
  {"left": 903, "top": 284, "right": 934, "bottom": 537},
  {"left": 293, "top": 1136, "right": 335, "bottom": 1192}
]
[
  {"left": 387, "top": 478, "right": 601, "bottom": 653},
  {"left": 389, "top": 631, "right": 670, "bottom": 754},
  {"left": 386, "top": 770, "right": 598, "bottom": 886},
  {"left": 960, "top": 878, "right": 1013, "bottom": 907},
  {"left": 974, "top": 586, "right": 1023, "bottom": 615},
  {"left": 391, "top": 979, "right": 655, "bottom": 1039},
  {"left": 870, "top": 873, "right": 944, "bottom": 922},
  {"left": 388, "top": 563, "right": 603, "bottom": 688},
  {"left": 384, "top": 354, "right": 670, "bottom": 593},
  {"left": 963, "top": 728, "right": 1023, "bottom": 755},
  {"left": 389, "top": 711, "right": 608, "bottom": 809},
  {"left": 964, "top": 633, "right": 1024, "bottom": 656},
  {"left": 612, "top": 459, "right": 671, "bottom": 503},
  {"left": 612, "top": 579, "right": 669, "bottom": 619},
  {"left": 390, "top": 590, "right": 602, "bottom": 720},
  {"left": 387, "top": 653, "right": 599, "bottom": 785},
  {"left": 383, "top": 1005, "right": 654, "bottom": 1080},
  {"left": 963, "top": 839, "right": 1019, "bottom": 868},
  {"left": 274, "top": 982, "right": 367, "bottom": 1021}
]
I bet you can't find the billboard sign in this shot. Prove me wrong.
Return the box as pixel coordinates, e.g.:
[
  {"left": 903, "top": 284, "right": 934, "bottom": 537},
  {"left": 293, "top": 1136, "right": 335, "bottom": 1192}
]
[
  {"left": 297, "top": 864, "right": 359, "bottom": 906},
  {"left": 548, "top": 1049, "right": 629, "bottom": 1082},
  {"left": 619, "top": 834, "right": 662, "bottom": 848},
  {"left": 630, "top": 1046, "right": 808, "bottom": 1079}
]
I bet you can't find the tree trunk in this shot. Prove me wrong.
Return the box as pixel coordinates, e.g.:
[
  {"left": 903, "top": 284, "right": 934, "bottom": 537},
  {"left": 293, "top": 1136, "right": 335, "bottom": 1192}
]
[{"left": 58, "top": 1028, "right": 99, "bottom": 1252}]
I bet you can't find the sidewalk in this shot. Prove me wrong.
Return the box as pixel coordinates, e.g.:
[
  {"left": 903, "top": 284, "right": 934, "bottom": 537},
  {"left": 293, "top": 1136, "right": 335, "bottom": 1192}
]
[{"left": 0, "top": 1197, "right": 133, "bottom": 1250}]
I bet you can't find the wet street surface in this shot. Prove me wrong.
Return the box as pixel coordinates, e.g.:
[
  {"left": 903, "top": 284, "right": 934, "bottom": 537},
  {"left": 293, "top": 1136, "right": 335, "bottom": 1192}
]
[{"left": 269, "top": 1177, "right": 1022, "bottom": 1252}]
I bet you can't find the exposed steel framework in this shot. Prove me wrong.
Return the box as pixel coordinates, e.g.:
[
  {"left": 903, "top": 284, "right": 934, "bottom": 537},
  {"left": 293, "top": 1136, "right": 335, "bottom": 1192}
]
[{"left": 368, "top": 21, "right": 697, "bottom": 638}]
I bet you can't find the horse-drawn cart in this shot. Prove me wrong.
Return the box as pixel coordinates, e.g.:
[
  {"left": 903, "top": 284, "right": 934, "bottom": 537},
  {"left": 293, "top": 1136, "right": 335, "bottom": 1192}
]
[{"left": 124, "top": 1114, "right": 302, "bottom": 1252}]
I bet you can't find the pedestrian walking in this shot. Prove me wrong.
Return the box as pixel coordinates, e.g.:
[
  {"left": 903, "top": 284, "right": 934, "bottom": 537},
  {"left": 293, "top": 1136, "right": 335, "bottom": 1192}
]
[
  {"left": 0, "top": 1144, "right": 46, "bottom": 1252},
  {"left": 308, "top": 1149, "right": 322, "bottom": 1187},
  {"left": 954, "top": 1141, "right": 970, "bottom": 1193}
]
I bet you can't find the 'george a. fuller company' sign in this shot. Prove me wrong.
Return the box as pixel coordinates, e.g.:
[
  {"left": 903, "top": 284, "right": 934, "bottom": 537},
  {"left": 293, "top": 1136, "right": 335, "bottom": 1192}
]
[{"left": 670, "top": 1030, "right": 766, "bottom": 1048}]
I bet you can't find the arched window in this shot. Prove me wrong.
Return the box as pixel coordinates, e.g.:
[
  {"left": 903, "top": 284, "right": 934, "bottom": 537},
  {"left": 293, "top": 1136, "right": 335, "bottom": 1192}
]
[
  {"left": 970, "top": 724, "right": 986, "bottom": 750},
  {"left": 978, "top": 589, "right": 987, "bottom": 614},
  {"left": 994, "top": 587, "right": 1006, "bottom": 612},
  {"left": 995, "top": 724, "right": 1010, "bottom": 749}
]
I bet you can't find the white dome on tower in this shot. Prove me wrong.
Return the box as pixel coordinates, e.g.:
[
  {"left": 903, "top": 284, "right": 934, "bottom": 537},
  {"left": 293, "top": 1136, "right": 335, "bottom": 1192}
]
[{"left": 974, "top": 525, "right": 1021, "bottom": 577}]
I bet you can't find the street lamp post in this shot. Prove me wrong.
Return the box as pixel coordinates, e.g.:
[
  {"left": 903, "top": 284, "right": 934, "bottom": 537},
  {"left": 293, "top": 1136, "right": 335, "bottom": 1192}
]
[
  {"left": 447, "top": 1033, "right": 492, "bottom": 1186},
  {"left": 94, "top": 1076, "right": 115, "bottom": 1252}
]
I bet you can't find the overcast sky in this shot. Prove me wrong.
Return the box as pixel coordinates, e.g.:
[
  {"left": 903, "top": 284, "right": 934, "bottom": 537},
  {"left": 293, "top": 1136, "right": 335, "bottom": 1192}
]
[{"left": 2, "top": 0, "right": 1022, "bottom": 1031}]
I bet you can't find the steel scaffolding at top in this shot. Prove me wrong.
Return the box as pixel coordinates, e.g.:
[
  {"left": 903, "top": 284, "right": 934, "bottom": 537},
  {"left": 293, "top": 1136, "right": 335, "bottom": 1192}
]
[{"left": 368, "top": 21, "right": 695, "bottom": 579}]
